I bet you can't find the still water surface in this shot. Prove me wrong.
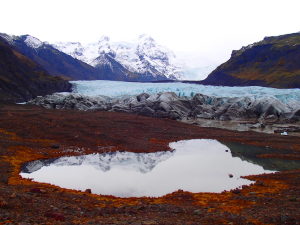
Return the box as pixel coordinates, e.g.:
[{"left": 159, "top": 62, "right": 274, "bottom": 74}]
[{"left": 20, "top": 139, "right": 278, "bottom": 197}]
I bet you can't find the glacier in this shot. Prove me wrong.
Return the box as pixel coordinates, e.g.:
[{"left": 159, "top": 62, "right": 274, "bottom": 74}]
[
  {"left": 29, "top": 80, "right": 300, "bottom": 126},
  {"left": 71, "top": 80, "right": 300, "bottom": 108}
]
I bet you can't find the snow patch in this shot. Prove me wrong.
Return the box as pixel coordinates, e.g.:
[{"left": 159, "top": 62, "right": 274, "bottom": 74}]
[
  {"left": 24, "top": 35, "right": 43, "bottom": 48},
  {"left": 0, "top": 33, "right": 16, "bottom": 44}
]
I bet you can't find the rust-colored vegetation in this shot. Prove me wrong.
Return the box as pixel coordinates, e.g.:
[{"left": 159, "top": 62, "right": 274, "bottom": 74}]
[{"left": 0, "top": 104, "right": 299, "bottom": 224}]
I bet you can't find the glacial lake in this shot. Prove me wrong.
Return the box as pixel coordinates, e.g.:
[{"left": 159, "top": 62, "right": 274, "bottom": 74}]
[{"left": 20, "top": 139, "right": 300, "bottom": 197}]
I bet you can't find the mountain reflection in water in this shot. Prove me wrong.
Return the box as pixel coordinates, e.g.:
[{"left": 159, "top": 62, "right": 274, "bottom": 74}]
[{"left": 21, "top": 139, "right": 286, "bottom": 197}]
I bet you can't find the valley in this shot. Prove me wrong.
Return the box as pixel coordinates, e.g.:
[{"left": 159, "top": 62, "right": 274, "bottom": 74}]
[{"left": 0, "top": 30, "right": 300, "bottom": 224}]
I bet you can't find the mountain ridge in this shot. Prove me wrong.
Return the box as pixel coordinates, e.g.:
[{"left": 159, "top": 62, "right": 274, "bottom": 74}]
[
  {"left": 53, "top": 34, "right": 183, "bottom": 81},
  {"left": 0, "top": 33, "right": 104, "bottom": 80},
  {"left": 0, "top": 36, "right": 71, "bottom": 102},
  {"left": 1, "top": 33, "right": 183, "bottom": 82},
  {"left": 201, "top": 32, "right": 300, "bottom": 88}
]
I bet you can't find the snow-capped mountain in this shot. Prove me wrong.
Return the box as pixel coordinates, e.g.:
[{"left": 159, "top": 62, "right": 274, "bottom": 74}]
[
  {"left": 0, "top": 32, "right": 214, "bottom": 82},
  {"left": 0, "top": 33, "right": 45, "bottom": 49},
  {"left": 23, "top": 35, "right": 44, "bottom": 48},
  {"left": 53, "top": 34, "right": 183, "bottom": 80},
  {"left": 0, "top": 33, "right": 107, "bottom": 80}
]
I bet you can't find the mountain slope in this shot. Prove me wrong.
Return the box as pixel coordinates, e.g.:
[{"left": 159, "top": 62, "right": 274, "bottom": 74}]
[
  {"left": 0, "top": 36, "right": 71, "bottom": 102},
  {"left": 0, "top": 33, "right": 103, "bottom": 80},
  {"left": 202, "top": 32, "right": 300, "bottom": 88},
  {"left": 53, "top": 35, "right": 183, "bottom": 81}
]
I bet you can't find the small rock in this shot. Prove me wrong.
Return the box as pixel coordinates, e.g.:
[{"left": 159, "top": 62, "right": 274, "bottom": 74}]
[
  {"left": 51, "top": 144, "right": 60, "bottom": 149},
  {"left": 30, "top": 188, "right": 46, "bottom": 194},
  {"left": 85, "top": 189, "right": 92, "bottom": 194},
  {"left": 40, "top": 189, "right": 47, "bottom": 193},
  {"left": 50, "top": 205, "right": 59, "bottom": 210},
  {"left": 231, "top": 189, "right": 241, "bottom": 194},
  {"left": 280, "top": 131, "right": 288, "bottom": 136},
  {"left": 193, "top": 209, "right": 202, "bottom": 215},
  {"left": 289, "top": 197, "right": 297, "bottom": 202},
  {"left": 9, "top": 193, "right": 17, "bottom": 198}
]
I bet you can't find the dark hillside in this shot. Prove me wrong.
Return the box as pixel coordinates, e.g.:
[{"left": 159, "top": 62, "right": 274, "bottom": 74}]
[
  {"left": 202, "top": 32, "right": 300, "bottom": 88},
  {"left": 0, "top": 37, "right": 71, "bottom": 102}
]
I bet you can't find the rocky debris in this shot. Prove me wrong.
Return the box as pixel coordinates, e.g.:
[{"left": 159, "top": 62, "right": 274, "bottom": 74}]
[
  {"left": 29, "top": 92, "right": 300, "bottom": 124},
  {"left": 50, "top": 144, "right": 60, "bottom": 149}
]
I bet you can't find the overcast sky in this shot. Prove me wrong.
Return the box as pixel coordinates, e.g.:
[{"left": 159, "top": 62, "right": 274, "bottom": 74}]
[{"left": 1, "top": 0, "right": 300, "bottom": 77}]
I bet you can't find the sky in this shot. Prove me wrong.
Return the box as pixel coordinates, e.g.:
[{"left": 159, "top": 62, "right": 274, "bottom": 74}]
[{"left": 1, "top": 0, "right": 300, "bottom": 79}]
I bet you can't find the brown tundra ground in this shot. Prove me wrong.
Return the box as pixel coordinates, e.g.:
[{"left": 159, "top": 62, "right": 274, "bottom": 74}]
[{"left": 0, "top": 104, "right": 299, "bottom": 225}]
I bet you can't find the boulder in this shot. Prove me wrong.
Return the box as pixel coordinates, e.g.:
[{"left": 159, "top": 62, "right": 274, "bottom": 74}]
[{"left": 136, "top": 93, "right": 150, "bottom": 102}]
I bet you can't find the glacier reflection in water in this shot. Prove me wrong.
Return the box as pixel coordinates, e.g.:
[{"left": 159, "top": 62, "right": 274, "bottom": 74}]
[{"left": 20, "top": 139, "right": 275, "bottom": 197}]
